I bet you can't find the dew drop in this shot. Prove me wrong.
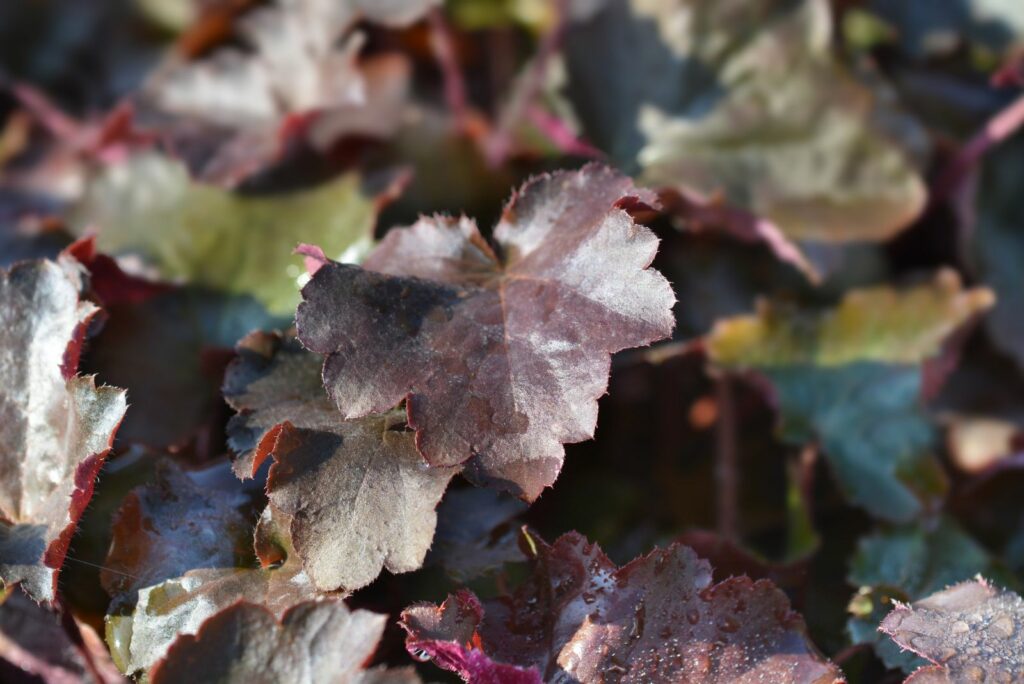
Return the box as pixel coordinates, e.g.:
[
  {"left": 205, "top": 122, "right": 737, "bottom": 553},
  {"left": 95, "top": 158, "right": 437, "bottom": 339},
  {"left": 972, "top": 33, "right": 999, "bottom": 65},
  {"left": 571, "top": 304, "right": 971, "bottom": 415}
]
[
  {"left": 691, "top": 654, "right": 711, "bottom": 674},
  {"left": 987, "top": 614, "right": 1015, "bottom": 639},
  {"left": 719, "top": 617, "right": 739, "bottom": 634},
  {"left": 963, "top": 664, "right": 985, "bottom": 682}
]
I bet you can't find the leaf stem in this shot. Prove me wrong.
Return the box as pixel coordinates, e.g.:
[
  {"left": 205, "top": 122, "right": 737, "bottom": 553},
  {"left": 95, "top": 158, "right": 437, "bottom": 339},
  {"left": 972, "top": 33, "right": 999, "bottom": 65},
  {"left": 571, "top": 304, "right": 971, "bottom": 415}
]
[
  {"left": 933, "top": 92, "right": 1024, "bottom": 203},
  {"left": 484, "top": 0, "right": 570, "bottom": 166},
  {"left": 428, "top": 8, "right": 468, "bottom": 125},
  {"left": 715, "top": 375, "right": 739, "bottom": 540}
]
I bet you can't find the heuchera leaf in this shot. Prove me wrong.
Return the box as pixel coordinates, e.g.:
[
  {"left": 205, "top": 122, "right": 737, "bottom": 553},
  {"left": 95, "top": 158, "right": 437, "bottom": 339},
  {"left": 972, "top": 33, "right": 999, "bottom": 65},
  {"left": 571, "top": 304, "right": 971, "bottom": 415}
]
[
  {"left": 70, "top": 152, "right": 395, "bottom": 316},
  {"left": 847, "top": 517, "right": 1004, "bottom": 673},
  {"left": 296, "top": 164, "right": 675, "bottom": 500},
  {"left": 224, "top": 331, "right": 458, "bottom": 592},
  {"left": 150, "top": 599, "right": 419, "bottom": 684},
  {"left": 67, "top": 237, "right": 223, "bottom": 450},
  {"left": 105, "top": 507, "right": 319, "bottom": 677},
  {"left": 428, "top": 487, "right": 527, "bottom": 582},
  {"left": 105, "top": 544, "right": 315, "bottom": 671},
  {"left": 880, "top": 579, "right": 1024, "bottom": 683},
  {"left": 707, "top": 271, "right": 994, "bottom": 521},
  {"left": 0, "top": 587, "right": 124, "bottom": 683},
  {"left": 101, "top": 460, "right": 255, "bottom": 600},
  {"left": 974, "top": 135, "right": 1024, "bottom": 374},
  {"left": 401, "top": 530, "right": 842, "bottom": 683},
  {"left": 148, "top": 0, "right": 437, "bottom": 130},
  {"left": 223, "top": 331, "right": 348, "bottom": 478},
  {"left": 0, "top": 255, "right": 127, "bottom": 602},
  {"left": 563, "top": 0, "right": 927, "bottom": 243}
]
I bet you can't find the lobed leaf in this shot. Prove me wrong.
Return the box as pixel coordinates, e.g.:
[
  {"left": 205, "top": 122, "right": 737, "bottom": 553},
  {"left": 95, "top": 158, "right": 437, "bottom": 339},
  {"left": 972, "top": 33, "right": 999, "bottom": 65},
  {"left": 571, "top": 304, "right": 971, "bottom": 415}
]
[
  {"left": 0, "top": 255, "right": 127, "bottom": 602},
  {"left": 564, "top": 0, "right": 927, "bottom": 243},
  {"left": 70, "top": 152, "right": 392, "bottom": 316},
  {"left": 224, "top": 331, "right": 458, "bottom": 592},
  {"left": 148, "top": 0, "right": 437, "bottom": 130},
  {"left": 707, "top": 272, "right": 994, "bottom": 520},
  {"left": 101, "top": 460, "right": 255, "bottom": 600},
  {"left": 427, "top": 487, "right": 527, "bottom": 582},
  {"left": 150, "top": 599, "right": 419, "bottom": 684},
  {"left": 296, "top": 164, "right": 675, "bottom": 500},
  {"left": 847, "top": 517, "right": 1005, "bottom": 672},
  {"left": 880, "top": 579, "right": 1024, "bottom": 683},
  {"left": 401, "top": 530, "right": 842, "bottom": 683},
  {"left": 0, "top": 587, "right": 124, "bottom": 683},
  {"left": 708, "top": 271, "right": 994, "bottom": 367},
  {"left": 105, "top": 507, "right": 319, "bottom": 677}
]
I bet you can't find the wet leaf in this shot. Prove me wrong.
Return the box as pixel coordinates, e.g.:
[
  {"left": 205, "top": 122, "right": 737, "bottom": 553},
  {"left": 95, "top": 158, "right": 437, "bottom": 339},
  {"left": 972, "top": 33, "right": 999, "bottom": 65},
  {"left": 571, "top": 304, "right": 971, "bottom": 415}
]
[
  {"left": 224, "top": 331, "right": 458, "bottom": 592},
  {"left": 70, "top": 152, "right": 392, "bottom": 316},
  {"left": 708, "top": 272, "right": 993, "bottom": 520},
  {"left": 880, "top": 579, "right": 1024, "bottom": 683},
  {"left": 847, "top": 517, "right": 1005, "bottom": 672},
  {"left": 296, "top": 164, "right": 675, "bottom": 500},
  {"left": 564, "top": 0, "right": 927, "bottom": 242},
  {"left": 0, "top": 255, "right": 127, "bottom": 602},
  {"left": 401, "top": 531, "right": 842, "bottom": 683},
  {"left": 101, "top": 460, "right": 255, "bottom": 600},
  {"left": 150, "top": 599, "right": 419, "bottom": 684},
  {"left": 104, "top": 508, "right": 319, "bottom": 677}
]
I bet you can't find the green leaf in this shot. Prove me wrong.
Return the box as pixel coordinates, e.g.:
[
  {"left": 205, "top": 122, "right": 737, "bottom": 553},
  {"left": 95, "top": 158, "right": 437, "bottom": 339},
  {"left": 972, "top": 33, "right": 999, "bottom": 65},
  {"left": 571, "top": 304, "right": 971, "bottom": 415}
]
[
  {"left": 69, "top": 152, "right": 383, "bottom": 316},
  {"left": 975, "top": 135, "right": 1024, "bottom": 373},
  {"left": 708, "top": 270, "right": 994, "bottom": 367},
  {"left": 708, "top": 273, "right": 993, "bottom": 520},
  {"left": 847, "top": 517, "right": 1008, "bottom": 673}
]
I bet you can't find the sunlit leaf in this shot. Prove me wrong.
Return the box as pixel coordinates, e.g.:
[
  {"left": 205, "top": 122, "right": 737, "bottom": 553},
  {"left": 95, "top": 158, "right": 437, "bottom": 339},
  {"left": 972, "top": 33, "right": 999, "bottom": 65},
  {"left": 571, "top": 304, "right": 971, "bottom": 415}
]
[
  {"left": 0, "top": 255, "right": 127, "bottom": 602},
  {"left": 847, "top": 517, "right": 1006, "bottom": 673},
  {"left": 880, "top": 578, "right": 1024, "bottom": 683},
  {"left": 224, "top": 331, "right": 458, "bottom": 592},
  {"left": 150, "top": 599, "right": 419, "bottom": 684},
  {"left": 296, "top": 164, "right": 675, "bottom": 500},
  {"left": 70, "top": 152, "right": 393, "bottom": 316},
  {"left": 564, "top": 0, "right": 927, "bottom": 242},
  {"left": 402, "top": 531, "right": 842, "bottom": 683},
  {"left": 104, "top": 507, "right": 319, "bottom": 677}
]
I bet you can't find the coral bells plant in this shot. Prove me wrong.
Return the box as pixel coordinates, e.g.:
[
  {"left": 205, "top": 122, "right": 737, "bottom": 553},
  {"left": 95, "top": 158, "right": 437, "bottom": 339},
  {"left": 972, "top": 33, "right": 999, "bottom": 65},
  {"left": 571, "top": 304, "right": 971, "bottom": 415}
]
[{"left": 2, "top": 1, "right": 1024, "bottom": 682}]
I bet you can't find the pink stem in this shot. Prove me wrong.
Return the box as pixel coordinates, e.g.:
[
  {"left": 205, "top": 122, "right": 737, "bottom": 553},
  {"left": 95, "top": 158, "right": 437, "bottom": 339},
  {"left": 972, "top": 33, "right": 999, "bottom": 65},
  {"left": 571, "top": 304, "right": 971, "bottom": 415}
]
[
  {"left": 485, "top": 0, "right": 569, "bottom": 166},
  {"left": 933, "top": 92, "right": 1024, "bottom": 202},
  {"left": 428, "top": 8, "right": 468, "bottom": 125}
]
